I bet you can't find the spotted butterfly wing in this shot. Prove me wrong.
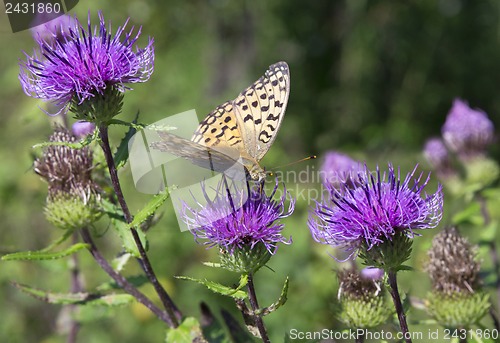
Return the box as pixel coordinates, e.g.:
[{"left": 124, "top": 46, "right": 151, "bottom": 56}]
[{"left": 152, "top": 61, "right": 290, "bottom": 180}]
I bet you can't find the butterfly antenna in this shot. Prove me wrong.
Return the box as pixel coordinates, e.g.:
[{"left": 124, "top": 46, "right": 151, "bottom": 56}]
[{"left": 270, "top": 155, "right": 317, "bottom": 171}]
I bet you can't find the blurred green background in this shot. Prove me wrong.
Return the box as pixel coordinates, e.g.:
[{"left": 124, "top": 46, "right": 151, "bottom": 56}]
[{"left": 1, "top": 0, "right": 499, "bottom": 342}]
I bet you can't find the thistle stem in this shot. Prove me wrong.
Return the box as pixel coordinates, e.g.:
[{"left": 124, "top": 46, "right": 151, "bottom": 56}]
[
  {"left": 80, "top": 227, "right": 173, "bottom": 325},
  {"left": 387, "top": 271, "right": 412, "bottom": 343},
  {"left": 67, "top": 233, "right": 82, "bottom": 343},
  {"left": 246, "top": 273, "right": 270, "bottom": 343},
  {"left": 97, "top": 124, "right": 180, "bottom": 327}
]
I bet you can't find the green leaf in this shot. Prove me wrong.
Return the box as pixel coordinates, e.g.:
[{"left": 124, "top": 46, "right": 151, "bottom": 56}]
[
  {"left": 130, "top": 192, "right": 170, "bottom": 229},
  {"left": 111, "top": 252, "right": 132, "bottom": 272},
  {"left": 39, "top": 230, "right": 74, "bottom": 252},
  {"left": 110, "top": 219, "right": 147, "bottom": 258},
  {"left": 396, "top": 265, "right": 414, "bottom": 272},
  {"left": 113, "top": 112, "right": 139, "bottom": 169},
  {"left": 258, "top": 277, "right": 289, "bottom": 316},
  {"left": 12, "top": 282, "right": 134, "bottom": 306},
  {"left": 33, "top": 131, "right": 96, "bottom": 149},
  {"left": 108, "top": 118, "right": 146, "bottom": 131},
  {"left": 176, "top": 276, "right": 247, "bottom": 300},
  {"left": 202, "top": 262, "right": 223, "bottom": 268},
  {"left": 2, "top": 243, "right": 89, "bottom": 261},
  {"left": 100, "top": 198, "right": 125, "bottom": 220},
  {"left": 165, "top": 317, "right": 204, "bottom": 343},
  {"left": 479, "top": 220, "right": 498, "bottom": 243},
  {"left": 452, "top": 202, "right": 482, "bottom": 225}
]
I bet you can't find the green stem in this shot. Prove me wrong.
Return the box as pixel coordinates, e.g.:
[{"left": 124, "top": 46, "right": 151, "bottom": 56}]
[
  {"left": 98, "top": 124, "right": 180, "bottom": 327},
  {"left": 387, "top": 271, "right": 412, "bottom": 343},
  {"left": 80, "top": 227, "right": 172, "bottom": 325},
  {"left": 246, "top": 273, "right": 270, "bottom": 343}
]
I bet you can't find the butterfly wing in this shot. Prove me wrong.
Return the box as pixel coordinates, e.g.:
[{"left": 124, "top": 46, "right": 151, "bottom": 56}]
[
  {"left": 151, "top": 131, "right": 241, "bottom": 174},
  {"left": 232, "top": 61, "right": 290, "bottom": 161},
  {"left": 192, "top": 62, "right": 290, "bottom": 162}
]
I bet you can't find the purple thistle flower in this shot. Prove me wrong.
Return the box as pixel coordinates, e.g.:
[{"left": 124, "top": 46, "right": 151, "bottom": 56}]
[
  {"left": 442, "top": 99, "right": 494, "bottom": 158},
  {"left": 320, "top": 151, "right": 362, "bottom": 186},
  {"left": 72, "top": 120, "right": 96, "bottom": 137},
  {"left": 19, "top": 12, "right": 154, "bottom": 115},
  {"left": 309, "top": 164, "right": 443, "bottom": 256},
  {"left": 424, "top": 138, "right": 449, "bottom": 169},
  {"left": 183, "top": 180, "right": 295, "bottom": 255}
]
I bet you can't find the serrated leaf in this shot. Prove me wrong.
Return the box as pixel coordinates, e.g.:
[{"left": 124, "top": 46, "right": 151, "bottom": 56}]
[
  {"left": 33, "top": 132, "right": 96, "bottom": 149},
  {"left": 176, "top": 276, "right": 247, "bottom": 300},
  {"left": 165, "top": 317, "right": 204, "bottom": 343},
  {"left": 12, "top": 282, "right": 134, "bottom": 306},
  {"left": 107, "top": 118, "right": 146, "bottom": 130},
  {"left": 258, "top": 277, "right": 289, "bottom": 316},
  {"left": 110, "top": 219, "right": 147, "bottom": 258},
  {"left": 130, "top": 192, "right": 170, "bottom": 229},
  {"left": 100, "top": 198, "right": 125, "bottom": 220},
  {"left": 114, "top": 112, "right": 139, "bottom": 169},
  {"left": 2, "top": 243, "right": 89, "bottom": 261}
]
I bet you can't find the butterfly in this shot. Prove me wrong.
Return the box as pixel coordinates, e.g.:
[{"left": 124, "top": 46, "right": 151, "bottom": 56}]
[{"left": 151, "top": 61, "right": 290, "bottom": 182}]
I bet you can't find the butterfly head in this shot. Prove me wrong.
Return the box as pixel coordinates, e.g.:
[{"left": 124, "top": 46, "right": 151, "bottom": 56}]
[{"left": 247, "top": 163, "right": 267, "bottom": 183}]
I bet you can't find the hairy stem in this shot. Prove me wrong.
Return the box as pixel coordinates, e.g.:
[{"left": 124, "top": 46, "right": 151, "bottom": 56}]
[
  {"left": 80, "top": 227, "right": 173, "bottom": 325},
  {"left": 246, "top": 273, "right": 270, "bottom": 343},
  {"left": 387, "top": 271, "right": 412, "bottom": 343},
  {"left": 67, "top": 233, "right": 82, "bottom": 343},
  {"left": 98, "top": 124, "right": 180, "bottom": 327}
]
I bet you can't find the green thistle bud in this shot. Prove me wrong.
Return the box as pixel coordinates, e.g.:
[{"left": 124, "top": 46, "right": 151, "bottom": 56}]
[
  {"left": 425, "top": 227, "right": 490, "bottom": 327},
  {"left": 219, "top": 243, "right": 272, "bottom": 274},
  {"left": 334, "top": 269, "right": 392, "bottom": 329},
  {"left": 359, "top": 232, "right": 413, "bottom": 272},
  {"left": 70, "top": 86, "right": 124, "bottom": 124},
  {"left": 464, "top": 157, "right": 499, "bottom": 192},
  {"left": 45, "top": 189, "right": 101, "bottom": 231},
  {"left": 35, "top": 126, "right": 101, "bottom": 230},
  {"left": 426, "top": 291, "right": 490, "bottom": 328}
]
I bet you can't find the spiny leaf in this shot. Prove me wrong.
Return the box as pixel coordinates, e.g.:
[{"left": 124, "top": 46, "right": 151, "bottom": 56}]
[
  {"left": 11, "top": 282, "right": 134, "bottom": 306},
  {"left": 100, "top": 198, "right": 124, "bottom": 220},
  {"left": 108, "top": 118, "right": 146, "bottom": 131},
  {"left": 129, "top": 191, "right": 170, "bottom": 229},
  {"left": 114, "top": 111, "right": 140, "bottom": 169},
  {"left": 33, "top": 131, "right": 96, "bottom": 149},
  {"left": 202, "top": 262, "right": 223, "bottom": 268},
  {"left": 110, "top": 218, "right": 147, "bottom": 258},
  {"left": 2, "top": 243, "right": 89, "bottom": 261},
  {"left": 257, "top": 277, "right": 289, "bottom": 316},
  {"left": 175, "top": 276, "right": 247, "bottom": 300},
  {"left": 165, "top": 317, "right": 205, "bottom": 343}
]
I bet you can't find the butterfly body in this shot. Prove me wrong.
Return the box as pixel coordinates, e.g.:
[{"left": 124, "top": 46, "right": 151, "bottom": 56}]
[{"left": 152, "top": 61, "right": 290, "bottom": 182}]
